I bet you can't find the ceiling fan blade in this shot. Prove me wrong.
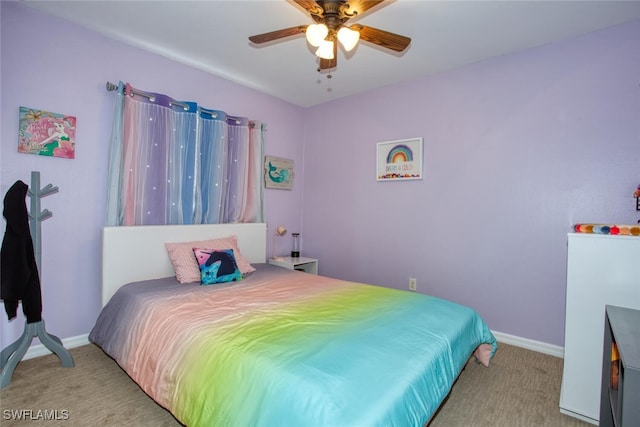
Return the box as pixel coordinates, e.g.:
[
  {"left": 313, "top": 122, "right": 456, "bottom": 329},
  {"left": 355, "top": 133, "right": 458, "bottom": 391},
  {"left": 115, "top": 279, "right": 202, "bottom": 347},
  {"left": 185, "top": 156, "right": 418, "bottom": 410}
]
[
  {"left": 248, "top": 26, "right": 307, "bottom": 44},
  {"left": 343, "top": 0, "right": 387, "bottom": 17},
  {"left": 352, "top": 24, "right": 411, "bottom": 52},
  {"left": 318, "top": 42, "right": 338, "bottom": 70},
  {"left": 292, "top": 0, "right": 323, "bottom": 14}
]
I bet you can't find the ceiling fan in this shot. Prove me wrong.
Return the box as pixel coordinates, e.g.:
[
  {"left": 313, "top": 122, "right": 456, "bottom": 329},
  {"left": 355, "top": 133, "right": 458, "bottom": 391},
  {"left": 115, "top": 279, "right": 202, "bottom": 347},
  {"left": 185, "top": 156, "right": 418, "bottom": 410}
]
[{"left": 248, "top": 0, "right": 411, "bottom": 73}]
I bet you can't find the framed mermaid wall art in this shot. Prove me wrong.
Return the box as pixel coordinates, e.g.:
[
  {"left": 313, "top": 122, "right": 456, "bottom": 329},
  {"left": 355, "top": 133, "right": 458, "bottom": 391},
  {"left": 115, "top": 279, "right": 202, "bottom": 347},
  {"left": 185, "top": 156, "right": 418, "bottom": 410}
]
[
  {"left": 264, "top": 155, "right": 294, "bottom": 190},
  {"left": 18, "top": 106, "right": 76, "bottom": 159}
]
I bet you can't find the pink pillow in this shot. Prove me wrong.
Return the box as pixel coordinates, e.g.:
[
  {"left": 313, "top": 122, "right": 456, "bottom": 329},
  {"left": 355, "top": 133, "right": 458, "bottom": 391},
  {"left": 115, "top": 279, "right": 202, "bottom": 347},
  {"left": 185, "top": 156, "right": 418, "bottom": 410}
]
[{"left": 165, "top": 235, "right": 255, "bottom": 283}]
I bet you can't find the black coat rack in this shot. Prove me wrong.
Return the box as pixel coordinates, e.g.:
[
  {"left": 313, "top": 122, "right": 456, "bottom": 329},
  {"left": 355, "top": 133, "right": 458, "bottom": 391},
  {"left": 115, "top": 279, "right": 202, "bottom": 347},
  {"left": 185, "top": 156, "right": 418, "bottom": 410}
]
[{"left": 0, "top": 171, "right": 74, "bottom": 389}]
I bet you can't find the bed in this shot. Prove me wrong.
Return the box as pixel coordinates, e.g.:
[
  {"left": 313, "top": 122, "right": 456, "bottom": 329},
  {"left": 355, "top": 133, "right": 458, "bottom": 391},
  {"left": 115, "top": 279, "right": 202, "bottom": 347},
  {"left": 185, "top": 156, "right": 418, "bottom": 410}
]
[{"left": 90, "top": 223, "right": 497, "bottom": 426}]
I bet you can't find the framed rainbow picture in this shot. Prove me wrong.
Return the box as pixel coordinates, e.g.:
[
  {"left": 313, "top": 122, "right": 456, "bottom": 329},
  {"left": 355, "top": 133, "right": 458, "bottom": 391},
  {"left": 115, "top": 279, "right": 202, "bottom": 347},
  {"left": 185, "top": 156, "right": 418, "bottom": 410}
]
[{"left": 376, "top": 137, "right": 423, "bottom": 181}]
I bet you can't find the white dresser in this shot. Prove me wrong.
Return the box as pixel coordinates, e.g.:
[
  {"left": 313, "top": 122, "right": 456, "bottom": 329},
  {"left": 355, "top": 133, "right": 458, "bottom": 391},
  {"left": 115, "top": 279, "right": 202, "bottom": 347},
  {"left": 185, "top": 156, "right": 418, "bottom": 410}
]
[{"left": 560, "top": 233, "right": 640, "bottom": 424}]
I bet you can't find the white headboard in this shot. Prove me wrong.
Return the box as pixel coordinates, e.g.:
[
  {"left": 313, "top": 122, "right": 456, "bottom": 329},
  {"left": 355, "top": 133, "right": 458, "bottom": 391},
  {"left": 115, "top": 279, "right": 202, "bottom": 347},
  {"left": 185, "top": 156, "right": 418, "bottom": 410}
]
[{"left": 101, "top": 223, "right": 267, "bottom": 306}]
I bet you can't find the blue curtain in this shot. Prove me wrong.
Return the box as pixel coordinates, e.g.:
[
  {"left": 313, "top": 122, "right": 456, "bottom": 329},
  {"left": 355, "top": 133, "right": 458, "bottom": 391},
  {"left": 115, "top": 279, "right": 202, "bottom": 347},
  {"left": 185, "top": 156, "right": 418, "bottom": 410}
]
[{"left": 105, "top": 82, "right": 264, "bottom": 226}]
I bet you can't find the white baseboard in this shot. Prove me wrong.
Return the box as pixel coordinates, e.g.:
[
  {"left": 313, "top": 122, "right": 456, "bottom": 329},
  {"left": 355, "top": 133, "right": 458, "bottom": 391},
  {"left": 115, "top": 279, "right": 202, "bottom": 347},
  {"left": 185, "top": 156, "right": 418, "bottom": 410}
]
[
  {"left": 23, "top": 333, "right": 90, "bottom": 360},
  {"left": 492, "top": 330, "right": 564, "bottom": 358}
]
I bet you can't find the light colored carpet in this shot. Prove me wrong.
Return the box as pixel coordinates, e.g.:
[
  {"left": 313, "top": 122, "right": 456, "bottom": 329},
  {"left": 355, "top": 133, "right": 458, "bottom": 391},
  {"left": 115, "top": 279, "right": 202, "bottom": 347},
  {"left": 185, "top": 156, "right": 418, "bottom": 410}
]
[
  {"left": 428, "top": 343, "right": 591, "bottom": 427},
  {"left": 0, "top": 342, "right": 592, "bottom": 426}
]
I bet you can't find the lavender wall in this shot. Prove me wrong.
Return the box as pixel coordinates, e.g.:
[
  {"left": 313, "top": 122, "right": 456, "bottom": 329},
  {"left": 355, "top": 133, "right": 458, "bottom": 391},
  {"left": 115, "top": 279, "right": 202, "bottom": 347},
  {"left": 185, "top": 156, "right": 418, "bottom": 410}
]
[
  {"left": 0, "top": 2, "right": 305, "bottom": 350},
  {"left": 300, "top": 20, "right": 640, "bottom": 347},
  {"left": 1, "top": 1, "right": 638, "bottom": 352}
]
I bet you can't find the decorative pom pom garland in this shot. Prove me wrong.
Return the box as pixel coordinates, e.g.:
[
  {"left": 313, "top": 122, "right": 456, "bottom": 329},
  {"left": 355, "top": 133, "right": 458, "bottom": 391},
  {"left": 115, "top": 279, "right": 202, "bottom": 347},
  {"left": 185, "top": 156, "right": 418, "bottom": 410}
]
[{"left": 573, "top": 223, "right": 640, "bottom": 236}]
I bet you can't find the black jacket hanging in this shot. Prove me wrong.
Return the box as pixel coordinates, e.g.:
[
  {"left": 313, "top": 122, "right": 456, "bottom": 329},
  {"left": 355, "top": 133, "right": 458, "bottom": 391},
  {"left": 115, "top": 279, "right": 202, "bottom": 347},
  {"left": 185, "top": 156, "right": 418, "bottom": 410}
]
[{"left": 0, "top": 180, "right": 42, "bottom": 323}]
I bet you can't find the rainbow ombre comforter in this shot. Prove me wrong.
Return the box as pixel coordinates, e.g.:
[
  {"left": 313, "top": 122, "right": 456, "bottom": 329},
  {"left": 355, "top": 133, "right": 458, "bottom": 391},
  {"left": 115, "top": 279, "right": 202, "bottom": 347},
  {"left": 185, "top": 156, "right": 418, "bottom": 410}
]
[{"left": 90, "top": 264, "right": 496, "bottom": 426}]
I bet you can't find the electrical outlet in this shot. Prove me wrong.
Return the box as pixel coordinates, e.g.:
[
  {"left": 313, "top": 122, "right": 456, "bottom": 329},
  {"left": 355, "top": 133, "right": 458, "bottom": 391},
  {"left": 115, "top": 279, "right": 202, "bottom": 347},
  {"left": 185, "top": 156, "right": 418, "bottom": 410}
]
[{"left": 409, "top": 278, "right": 417, "bottom": 291}]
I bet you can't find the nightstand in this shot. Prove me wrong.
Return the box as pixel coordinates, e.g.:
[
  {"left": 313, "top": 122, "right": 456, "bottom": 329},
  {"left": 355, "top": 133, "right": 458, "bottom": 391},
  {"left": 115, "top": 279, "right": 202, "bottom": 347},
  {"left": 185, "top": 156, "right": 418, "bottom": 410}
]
[{"left": 268, "top": 256, "right": 318, "bottom": 275}]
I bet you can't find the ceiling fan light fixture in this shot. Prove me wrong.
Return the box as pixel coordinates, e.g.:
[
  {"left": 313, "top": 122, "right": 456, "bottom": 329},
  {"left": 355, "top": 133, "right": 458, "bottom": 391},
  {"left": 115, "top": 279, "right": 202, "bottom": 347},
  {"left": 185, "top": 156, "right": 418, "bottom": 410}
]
[
  {"left": 337, "top": 26, "right": 360, "bottom": 52},
  {"left": 306, "top": 23, "right": 329, "bottom": 47},
  {"left": 315, "top": 40, "right": 335, "bottom": 59},
  {"left": 248, "top": 1, "right": 412, "bottom": 73}
]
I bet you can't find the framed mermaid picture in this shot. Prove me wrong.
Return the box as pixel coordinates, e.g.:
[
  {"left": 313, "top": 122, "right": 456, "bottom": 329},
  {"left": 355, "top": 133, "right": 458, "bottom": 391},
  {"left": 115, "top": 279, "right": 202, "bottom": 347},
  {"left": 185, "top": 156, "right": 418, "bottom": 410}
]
[
  {"left": 376, "top": 137, "right": 423, "bottom": 181},
  {"left": 264, "top": 155, "right": 294, "bottom": 190},
  {"left": 18, "top": 106, "right": 76, "bottom": 159}
]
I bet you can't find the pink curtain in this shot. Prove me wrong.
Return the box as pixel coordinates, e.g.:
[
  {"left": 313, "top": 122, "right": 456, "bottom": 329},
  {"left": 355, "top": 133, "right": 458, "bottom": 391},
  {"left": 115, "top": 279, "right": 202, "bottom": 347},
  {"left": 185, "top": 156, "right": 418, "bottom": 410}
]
[{"left": 106, "top": 82, "right": 264, "bottom": 226}]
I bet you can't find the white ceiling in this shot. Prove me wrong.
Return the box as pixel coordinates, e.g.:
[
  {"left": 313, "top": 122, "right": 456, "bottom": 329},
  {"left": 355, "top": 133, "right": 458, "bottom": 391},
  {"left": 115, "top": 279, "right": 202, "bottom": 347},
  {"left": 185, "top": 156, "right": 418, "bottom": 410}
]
[{"left": 23, "top": 0, "right": 640, "bottom": 107}]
